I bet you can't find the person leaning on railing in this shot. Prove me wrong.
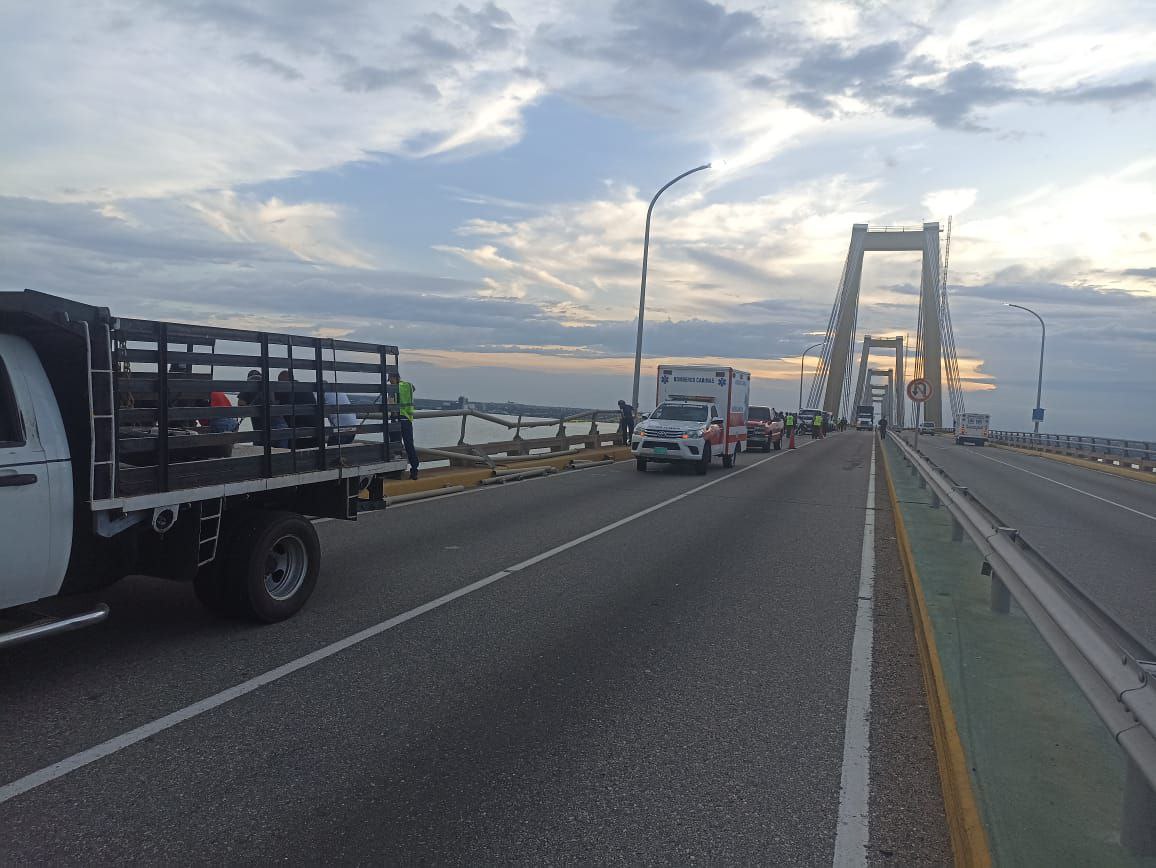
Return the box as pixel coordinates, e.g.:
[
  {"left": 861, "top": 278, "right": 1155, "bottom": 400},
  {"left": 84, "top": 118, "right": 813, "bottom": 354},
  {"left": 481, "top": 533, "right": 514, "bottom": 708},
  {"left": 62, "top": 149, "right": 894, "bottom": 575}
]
[{"left": 389, "top": 371, "right": 419, "bottom": 480}]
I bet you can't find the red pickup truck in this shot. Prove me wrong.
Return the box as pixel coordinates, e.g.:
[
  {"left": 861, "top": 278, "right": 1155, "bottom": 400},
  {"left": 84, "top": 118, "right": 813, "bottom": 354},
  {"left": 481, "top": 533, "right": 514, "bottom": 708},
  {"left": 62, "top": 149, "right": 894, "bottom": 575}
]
[{"left": 746, "top": 405, "right": 784, "bottom": 452}]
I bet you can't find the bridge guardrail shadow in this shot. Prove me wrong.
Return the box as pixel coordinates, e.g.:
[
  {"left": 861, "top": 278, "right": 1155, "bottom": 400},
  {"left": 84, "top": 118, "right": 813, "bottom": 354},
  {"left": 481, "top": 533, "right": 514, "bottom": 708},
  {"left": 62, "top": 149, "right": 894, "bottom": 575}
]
[{"left": 883, "top": 430, "right": 1156, "bottom": 863}]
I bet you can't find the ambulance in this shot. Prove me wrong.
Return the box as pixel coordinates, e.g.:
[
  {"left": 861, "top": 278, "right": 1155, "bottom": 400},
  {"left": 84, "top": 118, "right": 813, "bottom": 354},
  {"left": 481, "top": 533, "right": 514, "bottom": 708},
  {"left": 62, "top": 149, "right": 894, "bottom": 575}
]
[
  {"left": 955, "top": 412, "right": 990, "bottom": 446},
  {"left": 631, "top": 365, "right": 750, "bottom": 474}
]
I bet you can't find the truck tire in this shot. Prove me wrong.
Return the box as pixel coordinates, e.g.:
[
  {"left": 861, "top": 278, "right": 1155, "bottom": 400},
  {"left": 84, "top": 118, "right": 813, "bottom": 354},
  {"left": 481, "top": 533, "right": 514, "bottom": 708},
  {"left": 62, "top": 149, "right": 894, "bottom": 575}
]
[
  {"left": 636, "top": 457, "right": 647, "bottom": 472},
  {"left": 223, "top": 511, "right": 321, "bottom": 623},
  {"left": 696, "top": 444, "right": 711, "bottom": 475}
]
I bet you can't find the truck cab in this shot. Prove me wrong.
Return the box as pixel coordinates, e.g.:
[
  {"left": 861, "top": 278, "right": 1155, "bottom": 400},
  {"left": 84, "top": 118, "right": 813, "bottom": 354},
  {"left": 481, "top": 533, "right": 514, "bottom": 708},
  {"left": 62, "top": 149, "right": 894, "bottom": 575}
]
[
  {"left": 632, "top": 400, "right": 722, "bottom": 474},
  {"left": 0, "top": 334, "right": 74, "bottom": 610},
  {"left": 746, "top": 405, "right": 783, "bottom": 452}
]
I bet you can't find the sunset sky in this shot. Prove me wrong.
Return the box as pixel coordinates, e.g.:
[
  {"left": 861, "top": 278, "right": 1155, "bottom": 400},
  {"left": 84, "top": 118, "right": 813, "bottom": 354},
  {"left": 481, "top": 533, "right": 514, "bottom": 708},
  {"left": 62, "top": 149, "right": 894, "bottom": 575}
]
[{"left": 2, "top": 0, "right": 1153, "bottom": 435}]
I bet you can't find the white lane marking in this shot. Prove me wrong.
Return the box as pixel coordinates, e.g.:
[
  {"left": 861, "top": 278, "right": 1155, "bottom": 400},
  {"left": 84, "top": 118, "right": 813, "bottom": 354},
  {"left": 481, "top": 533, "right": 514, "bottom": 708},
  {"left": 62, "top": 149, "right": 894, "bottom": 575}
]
[
  {"left": 972, "top": 451, "right": 1156, "bottom": 522},
  {"left": 833, "top": 441, "right": 876, "bottom": 867},
  {"left": 0, "top": 441, "right": 818, "bottom": 806}
]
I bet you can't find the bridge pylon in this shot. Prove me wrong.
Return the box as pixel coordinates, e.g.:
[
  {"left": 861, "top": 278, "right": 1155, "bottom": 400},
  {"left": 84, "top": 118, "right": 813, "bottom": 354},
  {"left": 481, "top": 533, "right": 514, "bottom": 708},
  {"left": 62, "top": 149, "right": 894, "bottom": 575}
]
[{"left": 808, "top": 223, "right": 944, "bottom": 426}]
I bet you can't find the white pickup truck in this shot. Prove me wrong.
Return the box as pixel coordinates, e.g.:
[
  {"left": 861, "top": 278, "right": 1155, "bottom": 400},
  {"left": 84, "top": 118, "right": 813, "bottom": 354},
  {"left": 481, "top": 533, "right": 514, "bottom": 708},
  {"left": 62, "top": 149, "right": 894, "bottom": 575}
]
[
  {"left": 0, "top": 291, "right": 408, "bottom": 648},
  {"left": 631, "top": 364, "right": 749, "bottom": 474}
]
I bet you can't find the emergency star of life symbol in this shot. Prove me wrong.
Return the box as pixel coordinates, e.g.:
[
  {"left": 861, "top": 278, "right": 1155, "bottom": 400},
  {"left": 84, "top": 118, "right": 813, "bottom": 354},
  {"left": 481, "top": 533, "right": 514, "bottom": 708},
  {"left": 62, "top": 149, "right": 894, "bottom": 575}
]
[{"left": 907, "top": 377, "right": 932, "bottom": 402}]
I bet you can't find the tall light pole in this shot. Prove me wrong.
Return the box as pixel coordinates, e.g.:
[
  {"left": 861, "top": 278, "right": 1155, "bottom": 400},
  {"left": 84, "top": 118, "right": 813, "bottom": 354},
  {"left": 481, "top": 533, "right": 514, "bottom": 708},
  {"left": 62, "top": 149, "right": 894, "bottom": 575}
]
[
  {"left": 1005, "top": 303, "right": 1046, "bottom": 434},
  {"left": 799, "top": 342, "right": 823, "bottom": 411},
  {"left": 631, "top": 163, "right": 712, "bottom": 410}
]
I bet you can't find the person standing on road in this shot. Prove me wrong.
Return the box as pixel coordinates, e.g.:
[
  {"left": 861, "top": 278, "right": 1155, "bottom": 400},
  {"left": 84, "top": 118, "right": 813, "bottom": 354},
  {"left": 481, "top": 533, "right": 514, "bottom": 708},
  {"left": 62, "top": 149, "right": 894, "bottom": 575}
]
[
  {"left": 878, "top": 417, "right": 888, "bottom": 440},
  {"left": 812, "top": 412, "right": 823, "bottom": 439},
  {"left": 617, "top": 399, "right": 636, "bottom": 443},
  {"left": 389, "top": 371, "right": 419, "bottom": 479},
  {"left": 784, "top": 412, "right": 795, "bottom": 443}
]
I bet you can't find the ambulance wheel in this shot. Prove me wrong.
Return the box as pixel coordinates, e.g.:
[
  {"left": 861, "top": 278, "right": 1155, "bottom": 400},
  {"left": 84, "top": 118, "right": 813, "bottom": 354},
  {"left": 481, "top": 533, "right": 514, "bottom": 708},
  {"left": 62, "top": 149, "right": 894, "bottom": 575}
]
[
  {"left": 636, "top": 457, "right": 647, "bottom": 472},
  {"left": 696, "top": 444, "right": 711, "bottom": 475}
]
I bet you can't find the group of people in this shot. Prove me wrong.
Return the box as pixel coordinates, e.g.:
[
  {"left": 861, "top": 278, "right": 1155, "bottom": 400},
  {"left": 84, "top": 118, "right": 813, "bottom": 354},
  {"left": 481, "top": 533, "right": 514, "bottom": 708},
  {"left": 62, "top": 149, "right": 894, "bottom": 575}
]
[
  {"left": 233, "top": 369, "right": 359, "bottom": 449},
  {"left": 182, "top": 367, "right": 421, "bottom": 480}
]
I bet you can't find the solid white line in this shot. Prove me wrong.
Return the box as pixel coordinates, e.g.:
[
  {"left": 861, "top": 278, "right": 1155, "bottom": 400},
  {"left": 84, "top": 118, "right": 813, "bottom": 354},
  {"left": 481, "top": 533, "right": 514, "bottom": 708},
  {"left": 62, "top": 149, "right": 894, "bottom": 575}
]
[
  {"left": 832, "top": 441, "right": 876, "bottom": 867},
  {"left": 973, "top": 451, "right": 1156, "bottom": 522},
  {"left": 0, "top": 440, "right": 817, "bottom": 806}
]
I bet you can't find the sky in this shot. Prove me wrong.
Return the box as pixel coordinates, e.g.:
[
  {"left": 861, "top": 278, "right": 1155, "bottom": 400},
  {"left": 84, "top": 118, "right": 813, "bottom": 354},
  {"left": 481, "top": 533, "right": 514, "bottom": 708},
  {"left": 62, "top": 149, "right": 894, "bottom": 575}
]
[{"left": 2, "top": 0, "right": 1154, "bottom": 436}]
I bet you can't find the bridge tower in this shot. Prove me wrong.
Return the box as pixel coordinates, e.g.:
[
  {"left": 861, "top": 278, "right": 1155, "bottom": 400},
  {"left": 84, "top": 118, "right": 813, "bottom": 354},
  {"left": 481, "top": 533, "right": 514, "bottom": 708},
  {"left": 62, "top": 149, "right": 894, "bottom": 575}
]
[
  {"left": 854, "top": 336, "right": 906, "bottom": 427},
  {"left": 808, "top": 223, "right": 944, "bottom": 426}
]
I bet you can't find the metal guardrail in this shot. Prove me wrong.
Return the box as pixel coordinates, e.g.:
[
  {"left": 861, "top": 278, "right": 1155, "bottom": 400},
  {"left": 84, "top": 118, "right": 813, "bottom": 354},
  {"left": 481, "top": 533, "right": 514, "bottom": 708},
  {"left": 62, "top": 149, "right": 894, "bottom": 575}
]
[
  {"left": 887, "top": 432, "right": 1156, "bottom": 831},
  {"left": 989, "top": 431, "right": 1156, "bottom": 472},
  {"left": 411, "top": 407, "right": 624, "bottom": 467}
]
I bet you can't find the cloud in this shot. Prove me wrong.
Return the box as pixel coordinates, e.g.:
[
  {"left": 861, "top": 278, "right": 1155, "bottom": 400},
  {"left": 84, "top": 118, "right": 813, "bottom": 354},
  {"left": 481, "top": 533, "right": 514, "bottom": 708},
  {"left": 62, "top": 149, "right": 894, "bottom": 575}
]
[
  {"left": 923, "top": 188, "right": 977, "bottom": 217},
  {"left": 236, "top": 51, "right": 303, "bottom": 81}
]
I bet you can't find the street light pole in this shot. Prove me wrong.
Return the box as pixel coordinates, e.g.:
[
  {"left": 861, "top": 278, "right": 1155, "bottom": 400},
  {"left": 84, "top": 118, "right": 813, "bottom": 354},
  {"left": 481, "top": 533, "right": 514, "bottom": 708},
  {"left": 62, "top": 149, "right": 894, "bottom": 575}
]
[
  {"left": 799, "top": 342, "right": 823, "bottom": 411},
  {"left": 1005, "top": 303, "right": 1046, "bottom": 434},
  {"left": 631, "top": 163, "right": 712, "bottom": 411}
]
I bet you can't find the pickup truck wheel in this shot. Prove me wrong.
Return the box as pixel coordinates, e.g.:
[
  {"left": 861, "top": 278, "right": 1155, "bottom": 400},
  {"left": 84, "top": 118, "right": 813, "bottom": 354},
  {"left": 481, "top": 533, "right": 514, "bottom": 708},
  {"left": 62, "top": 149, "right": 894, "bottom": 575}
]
[
  {"left": 224, "top": 511, "right": 320, "bottom": 623},
  {"left": 636, "top": 457, "right": 647, "bottom": 472},
  {"left": 695, "top": 444, "right": 711, "bottom": 475}
]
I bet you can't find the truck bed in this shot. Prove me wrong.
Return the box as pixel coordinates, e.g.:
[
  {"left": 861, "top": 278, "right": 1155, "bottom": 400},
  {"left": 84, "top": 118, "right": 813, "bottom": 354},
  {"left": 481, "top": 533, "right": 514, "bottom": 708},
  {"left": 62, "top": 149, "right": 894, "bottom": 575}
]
[{"left": 0, "top": 290, "right": 407, "bottom": 510}]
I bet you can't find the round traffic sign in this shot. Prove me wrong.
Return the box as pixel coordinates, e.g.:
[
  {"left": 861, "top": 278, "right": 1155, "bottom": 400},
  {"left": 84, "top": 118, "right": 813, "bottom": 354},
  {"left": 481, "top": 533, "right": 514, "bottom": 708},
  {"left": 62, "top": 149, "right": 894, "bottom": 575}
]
[{"left": 906, "top": 378, "right": 933, "bottom": 402}]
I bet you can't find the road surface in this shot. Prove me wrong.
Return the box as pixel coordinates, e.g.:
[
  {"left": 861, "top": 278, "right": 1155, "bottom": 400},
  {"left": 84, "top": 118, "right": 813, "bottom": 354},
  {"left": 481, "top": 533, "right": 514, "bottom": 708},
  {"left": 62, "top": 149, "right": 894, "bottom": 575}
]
[
  {"left": 906, "top": 432, "right": 1156, "bottom": 649},
  {"left": 0, "top": 434, "right": 947, "bottom": 864}
]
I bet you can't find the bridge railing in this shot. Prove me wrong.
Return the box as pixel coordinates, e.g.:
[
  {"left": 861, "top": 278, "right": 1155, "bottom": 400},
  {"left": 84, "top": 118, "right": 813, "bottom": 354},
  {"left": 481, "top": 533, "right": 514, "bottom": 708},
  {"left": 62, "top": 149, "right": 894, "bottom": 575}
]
[
  {"left": 888, "top": 430, "right": 1156, "bottom": 852},
  {"left": 412, "top": 408, "right": 624, "bottom": 468},
  {"left": 989, "top": 430, "right": 1156, "bottom": 473}
]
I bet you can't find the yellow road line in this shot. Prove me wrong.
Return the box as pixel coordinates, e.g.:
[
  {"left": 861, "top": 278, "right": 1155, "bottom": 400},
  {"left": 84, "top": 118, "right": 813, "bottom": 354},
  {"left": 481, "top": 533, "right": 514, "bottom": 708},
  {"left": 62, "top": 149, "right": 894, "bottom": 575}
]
[
  {"left": 877, "top": 437, "right": 992, "bottom": 867},
  {"left": 990, "top": 442, "right": 1156, "bottom": 485}
]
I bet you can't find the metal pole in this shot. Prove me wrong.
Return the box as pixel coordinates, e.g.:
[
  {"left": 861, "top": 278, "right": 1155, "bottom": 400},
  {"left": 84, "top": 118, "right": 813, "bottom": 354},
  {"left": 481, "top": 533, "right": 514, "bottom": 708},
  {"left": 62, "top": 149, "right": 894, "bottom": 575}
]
[
  {"left": 1006, "top": 303, "right": 1046, "bottom": 433},
  {"left": 631, "top": 163, "right": 711, "bottom": 411},
  {"left": 799, "top": 342, "right": 823, "bottom": 411}
]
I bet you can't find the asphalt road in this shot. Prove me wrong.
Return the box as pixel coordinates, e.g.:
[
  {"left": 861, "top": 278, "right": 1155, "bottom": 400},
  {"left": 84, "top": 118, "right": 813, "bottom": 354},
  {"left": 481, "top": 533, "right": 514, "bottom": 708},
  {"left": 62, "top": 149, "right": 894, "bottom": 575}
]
[
  {"left": 0, "top": 433, "right": 944, "bottom": 864},
  {"left": 904, "top": 432, "right": 1156, "bottom": 650}
]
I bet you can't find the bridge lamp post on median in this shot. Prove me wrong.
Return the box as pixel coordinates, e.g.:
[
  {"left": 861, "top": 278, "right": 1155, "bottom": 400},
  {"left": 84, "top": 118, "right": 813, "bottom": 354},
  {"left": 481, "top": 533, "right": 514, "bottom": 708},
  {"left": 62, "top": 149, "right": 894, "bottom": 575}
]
[
  {"left": 630, "top": 162, "right": 713, "bottom": 411},
  {"left": 1004, "top": 303, "right": 1046, "bottom": 434}
]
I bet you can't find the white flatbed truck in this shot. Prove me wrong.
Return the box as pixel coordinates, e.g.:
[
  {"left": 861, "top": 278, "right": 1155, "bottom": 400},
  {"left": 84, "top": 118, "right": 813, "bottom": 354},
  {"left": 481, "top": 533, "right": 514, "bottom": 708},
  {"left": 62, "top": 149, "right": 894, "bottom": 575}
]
[{"left": 0, "top": 290, "right": 408, "bottom": 648}]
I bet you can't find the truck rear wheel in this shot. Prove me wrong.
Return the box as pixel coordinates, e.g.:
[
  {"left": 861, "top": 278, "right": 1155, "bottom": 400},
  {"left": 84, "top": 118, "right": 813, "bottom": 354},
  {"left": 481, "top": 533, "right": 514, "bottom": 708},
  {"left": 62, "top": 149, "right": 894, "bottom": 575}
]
[{"left": 223, "top": 511, "right": 320, "bottom": 623}]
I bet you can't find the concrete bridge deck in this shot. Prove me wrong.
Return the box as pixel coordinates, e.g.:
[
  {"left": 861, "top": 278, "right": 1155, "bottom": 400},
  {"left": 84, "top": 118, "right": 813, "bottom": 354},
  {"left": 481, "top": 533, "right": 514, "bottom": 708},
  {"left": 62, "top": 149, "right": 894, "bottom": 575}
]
[{"left": 0, "top": 433, "right": 952, "bottom": 864}]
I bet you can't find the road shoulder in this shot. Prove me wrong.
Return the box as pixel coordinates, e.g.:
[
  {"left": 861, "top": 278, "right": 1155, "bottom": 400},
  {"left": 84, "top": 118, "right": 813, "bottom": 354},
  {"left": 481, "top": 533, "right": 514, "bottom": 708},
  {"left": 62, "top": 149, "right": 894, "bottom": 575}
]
[{"left": 869, "top": 440, "right": 953, "bottom": 865}]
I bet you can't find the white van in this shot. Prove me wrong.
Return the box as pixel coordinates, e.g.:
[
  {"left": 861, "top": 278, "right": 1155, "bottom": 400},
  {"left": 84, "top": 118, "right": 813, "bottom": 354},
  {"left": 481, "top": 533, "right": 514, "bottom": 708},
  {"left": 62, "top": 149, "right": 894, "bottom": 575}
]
[
  {"left": 631, "top": 365, "right": 750, "bottom": 473},
  {"left": 956, "top": 413, "right": 990, "bottom": 446}
]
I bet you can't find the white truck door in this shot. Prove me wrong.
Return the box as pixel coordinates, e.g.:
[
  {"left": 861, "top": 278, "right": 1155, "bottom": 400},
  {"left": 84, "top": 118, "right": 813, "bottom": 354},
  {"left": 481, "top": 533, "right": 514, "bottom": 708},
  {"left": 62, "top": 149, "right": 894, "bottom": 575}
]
[{"left": 0, "top": 340, "right": 58, "bottom": 607}]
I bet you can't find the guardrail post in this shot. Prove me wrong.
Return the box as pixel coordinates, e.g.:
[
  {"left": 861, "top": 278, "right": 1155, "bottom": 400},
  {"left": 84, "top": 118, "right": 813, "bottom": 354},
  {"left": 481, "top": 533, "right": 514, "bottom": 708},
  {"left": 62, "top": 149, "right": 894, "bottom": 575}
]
[
  {"left": 917, "top": 473, "right": 926, "bottom": 489},
  {"left": 458, "top": 414, "right": 468, "bottom": 446},
  {"left": 990, "top": 571, "right": 1011, "bottom": 614},
  {"left": 951, "top": 517, "right": 963, "bottom": 542},
  {"left": 557, "top": 416, "right": 566, "bottom": 438},
  {"left": 1122, "top": 758, "right": 1156, "bottom": 856},
  {"left": 513, "top": 415, "right": 523, "bottom": 441},
  {"left": 930, "top": 491, "right": 940, "bottom": 509}
]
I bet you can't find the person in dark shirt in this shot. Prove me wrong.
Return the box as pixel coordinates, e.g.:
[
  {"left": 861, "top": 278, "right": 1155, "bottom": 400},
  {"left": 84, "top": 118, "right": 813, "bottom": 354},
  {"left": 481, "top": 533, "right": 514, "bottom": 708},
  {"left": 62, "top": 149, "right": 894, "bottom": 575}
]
[
  {"left": 618, "top": 399, "right": 636, "bottom": 443},
  {"left": 238, "top": 370, "right": 289, "bottom": 447}
]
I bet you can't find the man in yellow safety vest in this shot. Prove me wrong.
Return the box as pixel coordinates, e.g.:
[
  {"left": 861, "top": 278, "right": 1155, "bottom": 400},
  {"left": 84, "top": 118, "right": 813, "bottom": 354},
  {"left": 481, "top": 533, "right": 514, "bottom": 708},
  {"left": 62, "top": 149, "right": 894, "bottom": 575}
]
[{"left": 389, "top": 371, "right": 419, "bottom": 479}]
